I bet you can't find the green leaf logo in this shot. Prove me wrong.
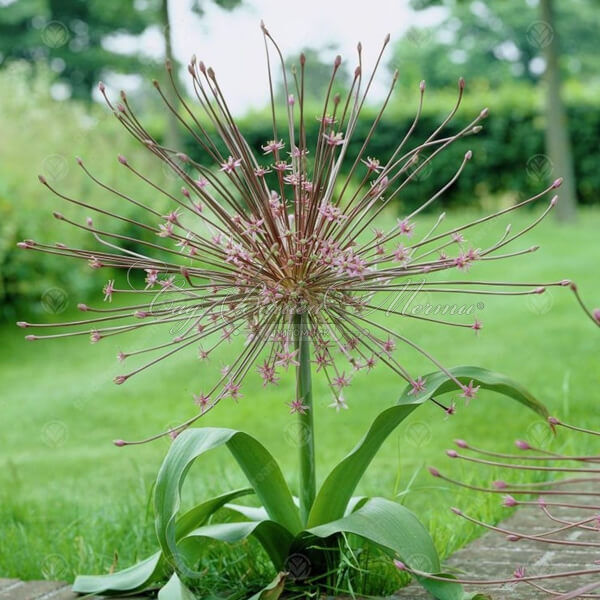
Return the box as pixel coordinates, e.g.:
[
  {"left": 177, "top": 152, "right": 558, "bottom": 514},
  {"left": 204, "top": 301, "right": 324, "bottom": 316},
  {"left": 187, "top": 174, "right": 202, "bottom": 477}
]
[{"left": 41, "top": 21, "right": 70, "bottom": 48}]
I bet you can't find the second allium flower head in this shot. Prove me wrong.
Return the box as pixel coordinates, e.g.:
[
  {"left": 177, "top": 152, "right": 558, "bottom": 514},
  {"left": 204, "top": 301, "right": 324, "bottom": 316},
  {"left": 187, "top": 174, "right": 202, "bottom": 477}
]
[{"left": 18, "top": 23, "right": 598, "bottom": 444}]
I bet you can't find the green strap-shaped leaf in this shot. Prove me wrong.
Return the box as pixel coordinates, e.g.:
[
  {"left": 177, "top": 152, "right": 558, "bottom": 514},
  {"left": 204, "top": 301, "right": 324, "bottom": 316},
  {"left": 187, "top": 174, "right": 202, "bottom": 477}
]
[
  {"left": 73, "top": 488, "right": 251, "bottom": 595},
  {"left": 175, "top": 488, "right": 253, "bottom": 538},
  {"left": 308, "top": 366, "right": 548, "bottom": 527},
  {"left": 399, "top": 366, "right": 549, "bottom": 419},
  {"left": 224, "top": 503, "right": 270, "bottom": 521},
  {"left": 154, "top": 428, "right": 302, "bottom": 570},
  {"left": 157, "top": 572, "right": 196, "bottom": 600},
  {"left": 73, "top": 552, "right": 163, "bottom": 596},
  {"left": 308, "top": 497, "right": 462, "bottom": 600},
  {"left": 179, "top": 520, "right": 294, "bottom": 571}
]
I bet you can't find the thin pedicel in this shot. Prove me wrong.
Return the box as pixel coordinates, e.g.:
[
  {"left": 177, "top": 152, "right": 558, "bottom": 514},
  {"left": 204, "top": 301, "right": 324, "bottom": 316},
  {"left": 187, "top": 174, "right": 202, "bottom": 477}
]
[{"left": 421, "top": 417, "right": 600, "bottom": 598}]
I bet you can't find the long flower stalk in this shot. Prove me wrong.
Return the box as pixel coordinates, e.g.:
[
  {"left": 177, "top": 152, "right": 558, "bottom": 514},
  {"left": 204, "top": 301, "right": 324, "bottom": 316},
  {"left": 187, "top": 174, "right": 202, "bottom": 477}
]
[{"left": 294, "top": 311, "right": 316, "bottom": 524}]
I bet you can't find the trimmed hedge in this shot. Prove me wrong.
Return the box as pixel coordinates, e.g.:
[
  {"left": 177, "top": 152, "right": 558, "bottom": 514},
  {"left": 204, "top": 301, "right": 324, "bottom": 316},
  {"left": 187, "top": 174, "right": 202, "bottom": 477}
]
[{"left": 181, "top": 81, "right": 599, "bottom": 210}]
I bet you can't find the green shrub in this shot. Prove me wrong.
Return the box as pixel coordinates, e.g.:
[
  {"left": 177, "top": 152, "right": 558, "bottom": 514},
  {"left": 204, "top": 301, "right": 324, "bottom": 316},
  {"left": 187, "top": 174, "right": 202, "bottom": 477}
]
[
  {"left": 0, "top": 62, "right": 172, "bottom": 320},
  {"left": 181, "top": 80, "right": 599, "bottom": 211}
]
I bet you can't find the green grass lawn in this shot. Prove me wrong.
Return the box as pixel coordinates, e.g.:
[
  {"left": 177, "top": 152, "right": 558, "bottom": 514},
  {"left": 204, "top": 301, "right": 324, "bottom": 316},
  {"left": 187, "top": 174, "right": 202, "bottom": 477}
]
[{"left": 1, "top": 207, "right": 599, "bottom": 595}]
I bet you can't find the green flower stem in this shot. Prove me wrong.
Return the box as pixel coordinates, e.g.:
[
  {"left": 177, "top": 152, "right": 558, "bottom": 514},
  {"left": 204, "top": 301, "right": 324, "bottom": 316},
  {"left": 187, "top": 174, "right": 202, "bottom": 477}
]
[{"left": 294, "top": 311, "right": 316, "bottom": 525}]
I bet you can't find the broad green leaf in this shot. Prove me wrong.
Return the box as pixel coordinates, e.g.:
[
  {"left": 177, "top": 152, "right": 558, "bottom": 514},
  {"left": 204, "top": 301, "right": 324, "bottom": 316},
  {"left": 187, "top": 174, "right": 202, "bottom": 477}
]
[
  {"left": 154, "top": 428, "right": 302, "bottom": 571},
  {"left": 175, "top": 488, "right": 253, "bottom": 537},
  {"left": 345, "top": 496, "right": 369, "bottom": 515},
  {"left": 308, "top": 366, "right": 547, "bottom": 526},
  {"left": 178, "top": 520, "right": 294, "bottom": 571},
  {"left": 73, "top": 488, "right": 251, "bottom": 595},
  {"left": 158, "top": 572, "right": 196, "bottom": 600},
  {"left": 398, "top": 366, "right": 549, "bottom": 419},
  {"left": 224, "top": 503, "right": 270, "bottom": 521},
  {"left": 73, "top": 552, "right": 163, "bottom": 596},
  {"left": 247, "top": 572, "right": 287, "bottom": 600},
  {"left": 308, "top": 497, "right": 461, "bottom": 600}
]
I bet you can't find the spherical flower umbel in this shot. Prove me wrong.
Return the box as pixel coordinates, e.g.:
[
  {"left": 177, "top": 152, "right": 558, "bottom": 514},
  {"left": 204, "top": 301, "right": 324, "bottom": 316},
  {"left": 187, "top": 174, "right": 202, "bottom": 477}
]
[{"left": 17, "top": 25, "right": 598, "bottom": 445}]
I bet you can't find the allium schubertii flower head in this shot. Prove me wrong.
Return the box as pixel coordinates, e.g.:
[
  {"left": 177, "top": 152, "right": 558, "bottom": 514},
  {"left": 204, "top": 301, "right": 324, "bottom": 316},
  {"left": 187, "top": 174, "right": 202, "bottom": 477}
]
[{"left": 17, "top": 24, "right": 599, "bottom": 444}]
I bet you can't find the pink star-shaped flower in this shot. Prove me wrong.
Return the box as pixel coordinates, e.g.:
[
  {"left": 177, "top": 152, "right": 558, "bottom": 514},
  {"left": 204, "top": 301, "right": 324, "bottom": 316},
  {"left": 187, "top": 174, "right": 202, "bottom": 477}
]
[
  {"left": 193, "top": 393, "right": 211, "bottom": 412},
  {"left": 276, "top": 349, "right": 300, "bottom": 369},
  {"left": 461, "top": 380, "right": 480, "bottom": 403},
  {"left": 288, "top": 398, "right": 309, "bottom": 414},
  {"left": 408, "top": 376, "right": 426, "bottom": 395}
]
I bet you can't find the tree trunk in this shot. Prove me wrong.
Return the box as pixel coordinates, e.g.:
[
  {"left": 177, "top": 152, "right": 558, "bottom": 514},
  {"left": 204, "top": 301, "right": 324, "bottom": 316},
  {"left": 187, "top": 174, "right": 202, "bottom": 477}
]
[
  {"left": 160, "top": 0, "right": 182, "bottom": 150},
  {"left": 540, "top": 0, "right": 577, "bottom": 221}
]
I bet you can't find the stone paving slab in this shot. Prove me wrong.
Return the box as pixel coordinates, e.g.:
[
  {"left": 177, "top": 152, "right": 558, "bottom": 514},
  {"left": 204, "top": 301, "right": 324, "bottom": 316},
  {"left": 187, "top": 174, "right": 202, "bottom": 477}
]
[
  {"left": 3, "top": 496, "right": 598, "bottom": 599},
  {"left": 395, "top": 498, "right": 600, "bottom": 599}
]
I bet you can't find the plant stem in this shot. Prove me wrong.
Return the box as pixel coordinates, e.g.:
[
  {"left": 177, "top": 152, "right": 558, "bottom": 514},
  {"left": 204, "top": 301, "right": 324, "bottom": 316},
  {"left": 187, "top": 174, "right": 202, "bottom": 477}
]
[{"left": 294, "top": 311, "right": 316, "bottom": 525}]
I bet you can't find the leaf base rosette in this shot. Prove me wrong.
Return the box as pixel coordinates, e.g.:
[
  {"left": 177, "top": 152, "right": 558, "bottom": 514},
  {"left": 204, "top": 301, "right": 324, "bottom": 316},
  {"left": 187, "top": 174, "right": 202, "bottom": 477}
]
[{"left": 72, "top": 367, "right": 547, "bottom": 599}]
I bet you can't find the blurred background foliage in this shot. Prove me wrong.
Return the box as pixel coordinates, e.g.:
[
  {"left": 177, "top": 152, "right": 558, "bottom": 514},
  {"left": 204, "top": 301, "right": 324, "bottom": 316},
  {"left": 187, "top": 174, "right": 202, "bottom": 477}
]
[{"left": 0, "top": 0, "right": 598, "bottom": 319}]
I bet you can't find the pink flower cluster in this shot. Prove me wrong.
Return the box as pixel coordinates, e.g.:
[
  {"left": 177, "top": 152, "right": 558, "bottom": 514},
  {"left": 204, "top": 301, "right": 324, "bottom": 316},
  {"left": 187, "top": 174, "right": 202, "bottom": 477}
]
[{"left": 17, "top": 26, "right": 598, "bottom": 444}]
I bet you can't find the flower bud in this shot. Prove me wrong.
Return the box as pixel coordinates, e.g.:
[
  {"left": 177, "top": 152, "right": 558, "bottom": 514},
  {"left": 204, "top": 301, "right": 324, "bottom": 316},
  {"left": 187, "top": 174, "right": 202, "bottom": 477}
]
[
  {"left": 113, "top": 439, "right": 126, "bottom": 447},
  {"left": 394, "top": 560, "right": 407, "bottom": 571},
  {"left": 454, "top": 439, "right": 469, "bottom": 448},
  {"left": 515, "top": 440, "right": 531, "bottom": 450},
  {"left": 428, "top": 466, "right": 441, "bottom": 477}
]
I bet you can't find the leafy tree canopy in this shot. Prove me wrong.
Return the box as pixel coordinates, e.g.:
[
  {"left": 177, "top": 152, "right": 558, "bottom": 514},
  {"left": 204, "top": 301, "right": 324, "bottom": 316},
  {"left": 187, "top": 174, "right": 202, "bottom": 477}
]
[
  {"left": 0, "top": 0, "right": 243, "bottom": 100},
  {"left": 391, "top": 0, "right": 600, "bottom": 89}
]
